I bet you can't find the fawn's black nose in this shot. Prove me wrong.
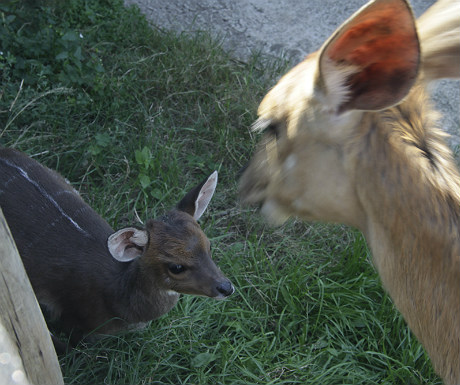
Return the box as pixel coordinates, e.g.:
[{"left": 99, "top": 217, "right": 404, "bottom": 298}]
[{"left": 216, "top": 280, "right": 234, "bottom": 297}]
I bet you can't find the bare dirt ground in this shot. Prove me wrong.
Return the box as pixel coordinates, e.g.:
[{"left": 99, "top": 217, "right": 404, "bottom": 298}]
[{"left": 125, "top": 0, "right": 460, "bottom": 148}]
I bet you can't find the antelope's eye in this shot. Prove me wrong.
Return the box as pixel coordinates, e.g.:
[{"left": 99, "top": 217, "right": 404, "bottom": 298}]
[
  {"left": 168, "top": 264, "right": 187, "bottom": 274},
  {"left": 266, "top": 122, "right": 280, "bottom": 138}
]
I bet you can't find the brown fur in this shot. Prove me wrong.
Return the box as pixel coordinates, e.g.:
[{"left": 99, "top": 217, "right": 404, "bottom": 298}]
[
  {"left": 239, "top": 0, "right": 460, "bottom": 383},
  {"left": 0, "top": 149, "right": 234, "bottom": 350}
]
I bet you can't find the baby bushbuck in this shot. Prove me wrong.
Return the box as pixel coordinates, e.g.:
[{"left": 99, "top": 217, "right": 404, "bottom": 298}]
[{"left": 0, "top": 148, "right": 233, "bottom": 349}]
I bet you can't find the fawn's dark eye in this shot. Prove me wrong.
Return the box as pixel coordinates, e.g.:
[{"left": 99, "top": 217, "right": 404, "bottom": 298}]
[{"left": 168, "top": 264, "right": 187, "bottom": 274}]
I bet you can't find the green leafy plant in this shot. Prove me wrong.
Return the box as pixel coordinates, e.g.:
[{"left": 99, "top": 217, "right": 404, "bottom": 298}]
[
  {"left": 0, "top": 1, "right": 104, "bottom": 92},
  {"left": 134, "top": 146, "right": 153, "bottom": 189}
]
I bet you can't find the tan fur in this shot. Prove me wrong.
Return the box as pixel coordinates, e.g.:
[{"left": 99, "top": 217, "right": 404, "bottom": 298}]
[
  {"left": 356, "top": 88, "right": 460, "bottom": 383},
  {"left": 417, "top": 0, "right": 460, "bottom": 81},
  {"left": 239, "top": 0, "right": 460, "bottom": 383}
]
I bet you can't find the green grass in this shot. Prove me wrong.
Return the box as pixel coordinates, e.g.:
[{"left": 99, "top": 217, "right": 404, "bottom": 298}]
[{"left": 0, "top": 0, "right": 442, "bottom": 384}]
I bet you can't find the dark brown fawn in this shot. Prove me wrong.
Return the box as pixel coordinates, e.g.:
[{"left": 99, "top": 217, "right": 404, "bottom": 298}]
[
  {"left": 0, "top": 148, "right": 234, "bottom": 350},
  {"left": 239, "top": 0, "right": 460, "bottom": 383}
]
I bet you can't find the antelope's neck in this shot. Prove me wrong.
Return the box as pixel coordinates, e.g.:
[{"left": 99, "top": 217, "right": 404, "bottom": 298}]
[
  {"left": 116, "top": 261, "right": 180, "bottom": 324},
  {"left": 354, "top": 86, "right": 460, "bottom": 383}
]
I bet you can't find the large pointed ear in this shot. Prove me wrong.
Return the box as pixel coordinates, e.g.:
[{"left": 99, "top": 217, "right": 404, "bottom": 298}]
[
  {"left": 177, "top": 171, "right": 218, "bottom": 220},
  {"left": 107, "top": 227, "right": 148, "bottom": 262},
  {"left": 317, "top": 0, "right": 420, "bottom": 113}
]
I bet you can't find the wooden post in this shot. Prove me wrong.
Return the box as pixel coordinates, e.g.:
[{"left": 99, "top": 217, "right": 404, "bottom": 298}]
[{"left": 0, "top": 208, "right": 64, "bottom": 385}]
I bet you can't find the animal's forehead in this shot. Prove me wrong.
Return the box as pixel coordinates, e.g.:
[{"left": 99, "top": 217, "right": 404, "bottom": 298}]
[
  {"left": 257, "top": 56, "right": 318, "bottom": 123},
  {"left": 163, "top": 210, "right": 195, "bottom": 226},
  {"left": 161, "top": 212, "right": 209, "bottom": 250}
]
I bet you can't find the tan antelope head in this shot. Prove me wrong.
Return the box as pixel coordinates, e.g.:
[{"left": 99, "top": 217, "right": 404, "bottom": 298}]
[{"left": 239, "top": 0, "right": 460, "bottom": 383}]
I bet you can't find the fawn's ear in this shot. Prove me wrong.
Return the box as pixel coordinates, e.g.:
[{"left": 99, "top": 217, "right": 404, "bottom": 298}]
[
  {"left": 317, "top": 0, "right": 420, "bottom": 113},
  {"left": 108, "top": 227, "right": 148, "bottom": 262},
  {"left": 177, "top": 171, "right": 218, "bottom": 220}
]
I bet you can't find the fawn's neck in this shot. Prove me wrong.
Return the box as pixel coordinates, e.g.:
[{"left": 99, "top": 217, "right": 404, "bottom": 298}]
[
  {"left": 115, "top": 260, "right": 180, "bottom": 325},
  {"left": 354, "top": 86, "right": 460, "bottom": 384}
]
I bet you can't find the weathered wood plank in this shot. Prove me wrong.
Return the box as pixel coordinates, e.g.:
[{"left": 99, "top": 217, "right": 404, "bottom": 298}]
[
  {"left": 0, "top": 321, "right": 31, "bottom": 385},
  {"left": 0, "top": 208, "right": 64, "bottom": 385}
]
